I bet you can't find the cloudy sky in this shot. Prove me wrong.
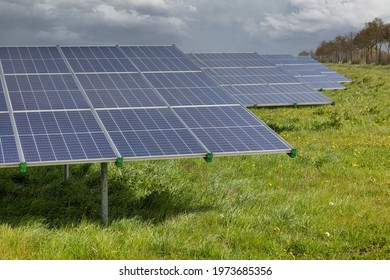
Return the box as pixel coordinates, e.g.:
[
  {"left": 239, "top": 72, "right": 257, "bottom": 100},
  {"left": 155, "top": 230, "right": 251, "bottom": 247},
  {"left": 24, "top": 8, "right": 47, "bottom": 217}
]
[{"left": 1, "top": 0, "right": 389, "bottom": 54}]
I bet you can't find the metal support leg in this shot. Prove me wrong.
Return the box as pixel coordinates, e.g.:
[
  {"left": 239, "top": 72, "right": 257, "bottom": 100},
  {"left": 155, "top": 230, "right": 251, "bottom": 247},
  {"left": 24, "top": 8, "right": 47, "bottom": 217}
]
[
  {"left": 101, "top": 162, "right": 109, "bottom": 225},
  {"left": 63, "top": 165, "right": 70, "bottom": 181}
]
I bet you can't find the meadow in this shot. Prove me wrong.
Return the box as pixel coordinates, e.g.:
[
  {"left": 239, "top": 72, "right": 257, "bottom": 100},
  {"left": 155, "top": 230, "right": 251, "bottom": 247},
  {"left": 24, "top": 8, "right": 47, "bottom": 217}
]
[{"left": 0, "top": 64, "right": 389, "bottom": 259}]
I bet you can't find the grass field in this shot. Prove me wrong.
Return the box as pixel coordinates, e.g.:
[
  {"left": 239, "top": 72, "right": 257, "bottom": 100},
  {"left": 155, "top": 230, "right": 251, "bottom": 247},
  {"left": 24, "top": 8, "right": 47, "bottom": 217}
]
[{"left": 0, "top": 64, "right": 389, "bottom": 260}]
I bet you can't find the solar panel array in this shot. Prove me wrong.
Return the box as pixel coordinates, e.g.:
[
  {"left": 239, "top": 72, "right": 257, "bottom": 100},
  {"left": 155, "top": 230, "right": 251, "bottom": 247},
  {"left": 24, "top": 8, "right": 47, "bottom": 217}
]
[
  {"left": 262, "top": 54, "right": 351, "bottom": 89},
  {"left": 188, "top": 52, "right": 334, "bottom": 107},
  {"left": 0, "top": 45, "right": 294, "bottom": 169}
]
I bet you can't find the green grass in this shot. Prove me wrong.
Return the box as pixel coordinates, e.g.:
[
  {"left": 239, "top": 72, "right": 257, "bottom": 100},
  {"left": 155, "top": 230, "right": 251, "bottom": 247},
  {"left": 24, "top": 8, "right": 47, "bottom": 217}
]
[{"left": 0, "top": 64, "right": 389, "bottom": 260}]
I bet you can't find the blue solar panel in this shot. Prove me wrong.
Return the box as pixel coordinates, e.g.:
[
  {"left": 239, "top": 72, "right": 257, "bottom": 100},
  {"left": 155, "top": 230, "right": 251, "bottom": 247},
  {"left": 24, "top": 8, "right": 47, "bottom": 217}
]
[
  {"left": 14, "top": 110, "right": 116, "bottom": 163},
  {"left": 0, "top": 45, "right": 296, "bottom": 168},
  {"left": 61, "top": 46, "right": 138, "bottom": 73},
  {"left": 76, "top": 73, "right": 165, "bottom": 108},
  {"left": 0, "top": 113, "right": 20, "bottom": 164},
  {"left": 120, "top": 46, "right": 187, "bottom": 59},
  {"left": 98, "top": 108, "right": 206, "bottom": 158},
  {"left": 174, "top": 106, "right": 292, "bottom": 154},
  {"left": 0, "top": 80, "right": 7, "bottom": 111},
  {"left": 222, "top": 84, "right": 332, "bottom": 106},
  {"left": 120, "top": 46, "right": 199, "bottom": 72},
  {"left": 188, "top": 53, "right": 332, "bottom": 106},
  {"left": 324, "top": 72, "right": 352, "bottom": 83},
  {"left": 0, "top": 47, "right": 68, "bottom": 74},
  {"left": 296, "top": 76, "right": 345, "bottom": 90},
  {"left": 188, "top": 53, "right": 275, "bottom": 68},
  {"left": 6, "top": 74, "right": 89, "bottom": 110},
  {"left": 143, "top": 72, "right": 237, "bottom": 106}
]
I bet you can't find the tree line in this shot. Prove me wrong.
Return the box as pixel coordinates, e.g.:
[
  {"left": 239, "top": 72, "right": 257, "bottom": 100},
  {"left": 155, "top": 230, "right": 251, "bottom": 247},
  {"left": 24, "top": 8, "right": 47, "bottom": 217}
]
[{"left": 299, "top": 18, "right": 390, "bottom": 64}]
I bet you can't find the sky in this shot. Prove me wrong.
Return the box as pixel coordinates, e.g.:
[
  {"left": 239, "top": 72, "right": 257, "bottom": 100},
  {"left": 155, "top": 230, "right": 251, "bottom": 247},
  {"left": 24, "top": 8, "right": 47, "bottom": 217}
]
[{"left": 0, "top": 0, "right": 389, "bottom": 55}]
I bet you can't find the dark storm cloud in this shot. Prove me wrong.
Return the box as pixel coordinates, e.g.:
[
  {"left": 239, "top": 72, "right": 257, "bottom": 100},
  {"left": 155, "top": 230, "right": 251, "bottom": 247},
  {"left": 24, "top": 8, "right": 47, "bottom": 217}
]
[{"left": 0, "top": 0, "right": 389, "bottom": 54}]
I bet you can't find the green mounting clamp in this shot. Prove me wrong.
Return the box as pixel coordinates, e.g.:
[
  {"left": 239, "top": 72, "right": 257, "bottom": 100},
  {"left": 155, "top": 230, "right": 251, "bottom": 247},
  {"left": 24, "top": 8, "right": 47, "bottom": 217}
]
[
  {"left": 293, "top": 103, "right": 298, "bottom": 108},
  {"left": 331, "top": 101, "right": 336, "bottom": 106},
  {"left": 19, "top": 162, "right": 27, "bottom": 173},
  {"left": 288, "top": 148, "right": 297, "bottom": 158},
  {"left": 205, "top": 152, "right": 213, "bottom": 163},
  {"left": 253, "top": 104, "right": 258, "bottom": 109},
  {"left": 116, "top": 157, "right": 123, "bottom": 168}
]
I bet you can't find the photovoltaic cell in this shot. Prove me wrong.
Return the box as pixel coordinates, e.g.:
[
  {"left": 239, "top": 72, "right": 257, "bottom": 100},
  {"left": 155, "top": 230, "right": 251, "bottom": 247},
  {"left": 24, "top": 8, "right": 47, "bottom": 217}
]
[
  {"left": 120, "top": 46, "right": 187, "bottom": 58},
  {"left": 143, "top": 72, "right": 237, "bottom": 106},
  {"left": 174, "top": 106, "right": 292, "bottom": 154},
  {"left": 324, "top": 72, "right": 352, "bottom": 83},
  {"left": 120, "top": 46, "right": 199, "bottom": 72},
  {"left": 222, "top": 84, "right": 332, "bottom": 106},
  {"left": 188, "top": 52, "right": 333, "bottom": 106},
  {"left": 6, "top": 74, "right": 89, "bottom": 110},
  {"left": 0, "top": 80, "right": 7, "bottom": 111},
  {"left": 98, "top": 108, "right": 206, "bottom": 158},
  {"left": 76, "top": 73, "right": 165, "bottom": 108},
  {"left": 0, "top": 113, "right": 20, "bottom": 164},
  {"left": 61, "top": 46, "right": 138, "bottom": 73},
  {"left": 0, "top": 47, "right": 69, "bottom": 74},
  {"left": 14, "top": 110, "right": 116, "bottom": 163},
  {"left": 296, "top": 76, "right": 346, "bottom": 90}
]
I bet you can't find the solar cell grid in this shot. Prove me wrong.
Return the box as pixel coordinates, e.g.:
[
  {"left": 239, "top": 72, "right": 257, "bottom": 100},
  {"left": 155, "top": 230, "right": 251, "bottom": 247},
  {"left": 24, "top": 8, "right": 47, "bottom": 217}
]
[
  {"left": 0, "top": 47, "right": 69, "bottom": 74},
  {"left": 76, "top": 73, "right": 165, "bottom": 108},
  {"left": 296, "top": 76, "right": 345, "bottom": 89},
  {"left": 14, "top": 110, "right": 116, "bottom": 163},
  {"left": 120, "top": 46, "right": 186, "bottom": 59},
  {"left": 130, "top": 57, "right": 200, "bottom": 72},
  {"left": 174, "top": 106, "right": 292, "bottom": 154},
  {"left": 6, "top": 74, "right": 89, "bottom": 110},
  {"left": 324, "top": 72, "right": 352, "bottom": 82},
  {"left": 61, "top": 46, "right": 138, "bottom": 73},
  {"left": 0, "top": 113, "right": 21, "bottom": 164},
  {"left": 144, "top": 72, "right": 237, "bottom": 106},
  {"left": 0, "top": 80, "right": 7, "bottom": 111},
  {"left": 98, "top": 108, "right": 207, "bottom": 158}
]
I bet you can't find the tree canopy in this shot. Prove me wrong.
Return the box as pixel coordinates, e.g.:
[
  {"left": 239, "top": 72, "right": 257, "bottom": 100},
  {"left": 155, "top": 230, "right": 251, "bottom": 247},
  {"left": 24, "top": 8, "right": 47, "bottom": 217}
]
[{"left": 301, "top": 18, "right": 390, "bottom": 64}]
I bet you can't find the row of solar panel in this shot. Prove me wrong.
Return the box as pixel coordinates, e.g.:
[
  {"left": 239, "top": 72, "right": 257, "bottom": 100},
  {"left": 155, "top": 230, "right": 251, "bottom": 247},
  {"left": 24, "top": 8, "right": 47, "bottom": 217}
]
[
  {"left": 0, "top": 46, "right": 200, "bottom": 74},
  {"left": 0, "top": 106, "right": 292, "bottom": 166},
  {"left": 0, "top": 46, "right": 294, "bottom": 167},
  {"left": 2, "top": 72, "right": 236, "bottom": 111},
  {"left": 187, "top": 52, "right": 351, "bottom": 90}
]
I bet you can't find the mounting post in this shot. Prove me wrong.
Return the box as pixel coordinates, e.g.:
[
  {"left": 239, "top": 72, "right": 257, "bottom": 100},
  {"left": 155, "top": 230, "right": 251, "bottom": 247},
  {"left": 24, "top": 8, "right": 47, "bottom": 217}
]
[
  {"left": 63, "top": 165, "right": 70, "bottom": 181},
  {"left": 101, "top": 162, "right": 109, "bottom": 225}
]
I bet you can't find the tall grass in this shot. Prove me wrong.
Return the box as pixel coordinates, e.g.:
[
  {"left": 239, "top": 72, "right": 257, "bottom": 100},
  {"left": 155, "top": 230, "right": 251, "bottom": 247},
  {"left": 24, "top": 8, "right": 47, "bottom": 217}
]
[{"left": 0, "top": 64, "right": 389, "bottom": 259}]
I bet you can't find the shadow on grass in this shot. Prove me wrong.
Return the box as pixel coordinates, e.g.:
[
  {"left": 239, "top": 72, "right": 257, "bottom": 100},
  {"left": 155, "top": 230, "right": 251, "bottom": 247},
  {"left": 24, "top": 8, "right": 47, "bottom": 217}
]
[{"left": 0, "top": 165, "right": 214, "bottom": 228}]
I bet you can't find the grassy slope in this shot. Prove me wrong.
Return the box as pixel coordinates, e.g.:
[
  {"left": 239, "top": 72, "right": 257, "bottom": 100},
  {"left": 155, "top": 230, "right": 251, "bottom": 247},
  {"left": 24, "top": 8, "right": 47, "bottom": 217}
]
[{"left": 0, "top": 65, "right": 389, "bottom": 260}]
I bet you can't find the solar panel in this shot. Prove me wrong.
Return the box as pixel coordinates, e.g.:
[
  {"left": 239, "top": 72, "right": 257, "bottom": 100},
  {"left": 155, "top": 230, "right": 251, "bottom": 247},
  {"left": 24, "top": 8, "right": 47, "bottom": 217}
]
[
  {"left": 0, "top": 80, "right": 7, "bottom": 111},
  {"left": 0, "top": 47, "right": 69, "bottom": 74},
  {"left": 324, "top": 72, "right": 352, "bottom": 83},
  {"left": 61, "top": 46, "right": 138, "bottom": 73},
  {"left": 14, "top": 110, "right": 117, "bottom": 163},
  {"left": 120, "top": 46, "right": 186, "bottom": 59},
  {"left": 119, "top": 46, "right": 200, "bottom": 72},
  {"left": 188, "top": 52, "right": 333, "bottom": 107},
  {"left": 174, "top": 105, "right": 292, "bottom": 154},
  {"left": 0, "top": 45, "right": 296, "bottom": 169},
  {"left": 143, "top": 72, "right": 237, "bottom": 106},
  {"left": 296, "top": 76, "right": 346, "bottom": 90},
  {"left": 76, "top": 73, "right": 165, "bottom": 108},
  {"left": 0, "top": 113, "right": 20, "bottom": 164},
  {"left": 97, "top": 108, "right": 207, "bottom": 159},
  {"left": 276, "top": 58, "right": 351, "bottom": 88},
  {"left": 222, "top": 84, "right": 333, "bottom": 107},
  {"left": 6, "top": 74, "right": 89, "bottom": 110}
]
